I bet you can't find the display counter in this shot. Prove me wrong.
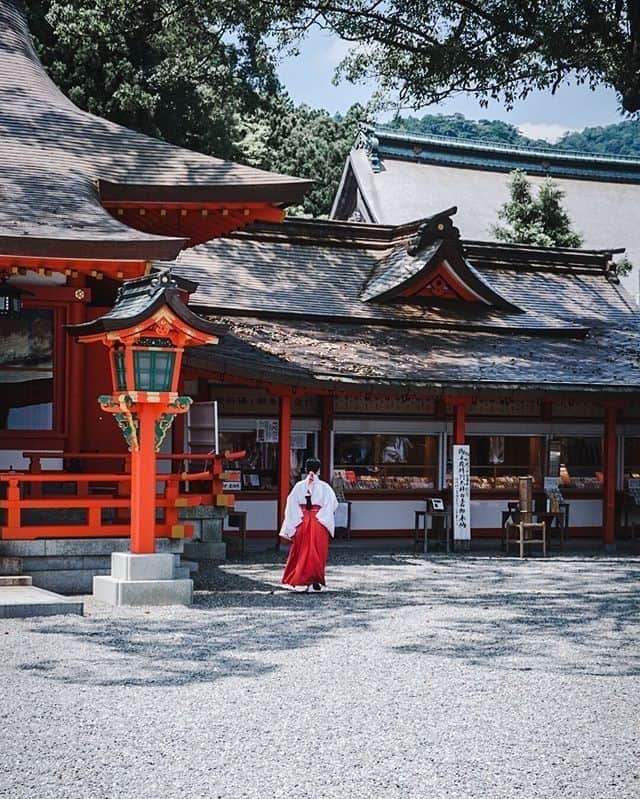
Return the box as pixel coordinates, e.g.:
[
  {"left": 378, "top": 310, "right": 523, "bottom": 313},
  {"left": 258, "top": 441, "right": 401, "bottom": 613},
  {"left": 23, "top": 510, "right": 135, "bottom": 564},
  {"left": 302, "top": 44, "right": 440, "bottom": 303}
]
[{"left": 333, "top": 432, "right": 438, "bottom": 492}]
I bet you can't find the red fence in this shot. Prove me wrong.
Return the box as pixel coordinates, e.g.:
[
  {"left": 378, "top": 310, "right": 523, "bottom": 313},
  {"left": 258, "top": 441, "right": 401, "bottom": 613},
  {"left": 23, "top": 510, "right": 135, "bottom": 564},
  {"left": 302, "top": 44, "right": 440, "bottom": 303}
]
[{"left": 0, "top": 452, "right": 233, "bottom": 541}]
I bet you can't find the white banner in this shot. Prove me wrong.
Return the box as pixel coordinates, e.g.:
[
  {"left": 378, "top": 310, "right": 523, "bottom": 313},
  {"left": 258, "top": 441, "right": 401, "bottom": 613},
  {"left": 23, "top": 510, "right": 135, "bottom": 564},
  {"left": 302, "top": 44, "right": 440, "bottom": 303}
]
[
  {"left": 256, "top": 419, "right": 279, "bottom": 443},
  {"left": 453, "top": 444, "right": 471, "bottom": 541}
]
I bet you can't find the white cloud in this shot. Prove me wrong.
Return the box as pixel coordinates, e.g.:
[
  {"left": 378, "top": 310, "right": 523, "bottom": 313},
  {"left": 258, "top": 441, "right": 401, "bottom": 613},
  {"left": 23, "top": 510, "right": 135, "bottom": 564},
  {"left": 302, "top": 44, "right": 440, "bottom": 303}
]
[{"left": 518, "top": 122, "right": 578, "bottom": 143}]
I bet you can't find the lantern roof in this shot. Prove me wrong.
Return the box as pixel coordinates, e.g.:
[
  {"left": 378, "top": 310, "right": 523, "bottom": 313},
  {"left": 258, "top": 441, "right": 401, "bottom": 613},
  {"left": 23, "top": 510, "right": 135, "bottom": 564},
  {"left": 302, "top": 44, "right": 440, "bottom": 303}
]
[{"left": 66, "top": 269, "right": 225, "bottom": 343}]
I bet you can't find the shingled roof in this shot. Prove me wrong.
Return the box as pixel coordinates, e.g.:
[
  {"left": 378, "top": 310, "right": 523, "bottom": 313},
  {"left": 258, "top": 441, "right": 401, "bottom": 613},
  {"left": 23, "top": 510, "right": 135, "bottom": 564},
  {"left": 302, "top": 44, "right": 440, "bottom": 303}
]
[
  {"left": 0, "top": 1, "right": 311, "bottom": 261},
  {"left": 171, "top": 213, "right": 630, "bottom": 336},
  {"left": 173, "top": 213, "right": 640, "bottom": 396},
  {"left": 187, "top": 317, "right": 640, "bottom": 397}
]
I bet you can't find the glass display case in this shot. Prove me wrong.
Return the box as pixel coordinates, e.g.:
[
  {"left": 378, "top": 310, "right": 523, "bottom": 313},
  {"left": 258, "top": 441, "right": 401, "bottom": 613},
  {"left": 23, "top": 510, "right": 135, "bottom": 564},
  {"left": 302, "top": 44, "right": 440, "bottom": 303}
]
[
  {"left": 623, "top": 437, "right": 640, "bottom": 487},
  {"left": 548, "top": 437, "right": 603, "bottom": 490},
  {"left": 333, "top": 433, "right": 438, "bottom": 491},
  {"left": 446, "top": 435, "right": 545, "bottom": 490}
]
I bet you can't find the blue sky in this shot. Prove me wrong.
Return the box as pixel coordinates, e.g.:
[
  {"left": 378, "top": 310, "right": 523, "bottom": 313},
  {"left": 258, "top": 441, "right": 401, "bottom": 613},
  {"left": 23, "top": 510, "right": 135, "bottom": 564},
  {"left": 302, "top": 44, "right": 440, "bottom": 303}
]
[{"left": 277, "top": 31, "right": 628, "bottom": 141}]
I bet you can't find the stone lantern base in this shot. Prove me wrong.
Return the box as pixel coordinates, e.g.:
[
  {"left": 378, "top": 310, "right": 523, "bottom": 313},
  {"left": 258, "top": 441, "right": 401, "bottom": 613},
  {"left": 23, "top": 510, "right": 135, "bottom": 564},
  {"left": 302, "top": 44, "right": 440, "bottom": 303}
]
[{"left": 93, "top": 552, "right": 192, "bottom": 607}]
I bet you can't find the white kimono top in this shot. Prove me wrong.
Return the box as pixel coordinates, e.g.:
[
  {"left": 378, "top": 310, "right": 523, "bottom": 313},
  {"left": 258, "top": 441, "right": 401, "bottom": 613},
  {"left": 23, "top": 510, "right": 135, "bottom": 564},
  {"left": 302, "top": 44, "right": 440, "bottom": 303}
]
[{"left": 280, "top": 474, "right": 339, "bottom": 539}]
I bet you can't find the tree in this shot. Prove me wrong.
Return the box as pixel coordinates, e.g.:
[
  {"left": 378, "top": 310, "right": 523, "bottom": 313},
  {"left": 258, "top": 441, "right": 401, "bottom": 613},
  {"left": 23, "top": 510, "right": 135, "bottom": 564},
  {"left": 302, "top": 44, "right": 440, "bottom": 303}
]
[
  {"left": 269, "top": 1, "right": 640, "bottom": 113},
  {"left": 26, "top": 0, "right": 284, "bottom": 159},
  {"left": 492, "top": 170, "right": 584, "bottom": 248},
  {"left": 238, "top": 100, "right": 366, "bottom": 216},
  {"left": 386, "top": 112, "right": 546, "bottom": 146},
  {"left": 25, "top": 1, "right": 367, "bottom": 215}
]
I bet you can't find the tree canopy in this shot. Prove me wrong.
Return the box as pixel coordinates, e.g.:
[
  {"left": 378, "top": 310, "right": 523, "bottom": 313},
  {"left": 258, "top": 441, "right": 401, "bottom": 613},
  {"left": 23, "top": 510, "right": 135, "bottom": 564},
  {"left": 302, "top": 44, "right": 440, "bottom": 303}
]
[
  {"left": 25, "top": 0, "right": 367, "bottom": 216},
  {"left": 24, "top": 3, "right": 640, "bottom": 219},
  {"left": 270, "top": 1, "right": 640, "bottom": 113},
  {"left": 492, "top": 170, "right": 584, "bottom": 248}
]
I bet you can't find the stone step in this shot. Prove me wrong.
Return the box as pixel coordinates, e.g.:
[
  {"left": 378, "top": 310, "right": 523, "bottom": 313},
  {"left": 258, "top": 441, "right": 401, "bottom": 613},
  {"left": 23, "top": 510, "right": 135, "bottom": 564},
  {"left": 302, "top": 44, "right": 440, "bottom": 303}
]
[
  {"left": 0, "top": 557, "right": 22, "bottom": 576},
  {"left": 20, "top": 556, "right": 110, "bottom": 572},
  {"left": 180, "top": 559, "right": 199, "bottom": 574},
  {"left": 0, "top": 537, "right": 184, "bottom": 559},
  {"left": 0, "top": 584, "right": 83, "bottom": 618},
  {"left": 174, "top": 566, "right": 192, "bottom": 580},
  {"left": 0, "top": 575, "right": 32, "bottom": 586},
  {"left": 31, "top": 569, "right": 110, "bottom": 595},
  {"left": 183, "top": 541, "right": 226, "bottom": 561},
  {"left": 93, "top": 575, "right": 192, "bottom": 607}
]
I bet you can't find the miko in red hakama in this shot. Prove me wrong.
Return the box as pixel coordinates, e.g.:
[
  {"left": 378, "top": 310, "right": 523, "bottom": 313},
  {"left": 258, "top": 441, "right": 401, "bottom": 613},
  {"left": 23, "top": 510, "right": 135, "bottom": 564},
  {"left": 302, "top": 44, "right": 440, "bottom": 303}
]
[{"left": 280, "top": 472, "right": 338, "bottom": 590}]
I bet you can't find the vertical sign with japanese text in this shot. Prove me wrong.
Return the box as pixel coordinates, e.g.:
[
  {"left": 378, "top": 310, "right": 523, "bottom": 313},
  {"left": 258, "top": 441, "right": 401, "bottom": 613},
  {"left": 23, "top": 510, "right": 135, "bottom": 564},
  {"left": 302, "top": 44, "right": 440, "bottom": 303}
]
[
  {"left": 453, "top": 444, "right": 471, "bottom": 541},
  {"left": 256, "top": 419, "right": 279, "bottom": 443}
]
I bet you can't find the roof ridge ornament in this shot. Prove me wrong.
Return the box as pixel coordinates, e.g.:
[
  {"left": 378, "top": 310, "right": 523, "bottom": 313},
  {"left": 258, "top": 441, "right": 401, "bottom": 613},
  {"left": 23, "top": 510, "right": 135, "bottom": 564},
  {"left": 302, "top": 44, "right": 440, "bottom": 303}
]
[
  {"left": 355, "top": 124, "right": 382, "bottom": 173},
  {"left": 407, "top": 208, "right": 460, "bottom": 255}
]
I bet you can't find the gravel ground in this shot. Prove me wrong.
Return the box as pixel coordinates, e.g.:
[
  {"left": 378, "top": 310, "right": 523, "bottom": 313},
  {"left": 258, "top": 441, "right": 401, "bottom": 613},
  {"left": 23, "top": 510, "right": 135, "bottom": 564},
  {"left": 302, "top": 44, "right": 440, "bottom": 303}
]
[{"left": 1, "top": 552, "right": 639, "bottom": 799}]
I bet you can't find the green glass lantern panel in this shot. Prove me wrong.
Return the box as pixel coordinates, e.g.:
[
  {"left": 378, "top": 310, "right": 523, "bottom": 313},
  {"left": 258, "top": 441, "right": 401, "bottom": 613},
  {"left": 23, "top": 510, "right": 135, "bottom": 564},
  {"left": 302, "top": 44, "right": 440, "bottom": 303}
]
[
  {"left": 134, "top": 349, "right": 176, "bottom": 391},
  {"left": 112, "top": 350, "right": 127, "bottom": 391}
]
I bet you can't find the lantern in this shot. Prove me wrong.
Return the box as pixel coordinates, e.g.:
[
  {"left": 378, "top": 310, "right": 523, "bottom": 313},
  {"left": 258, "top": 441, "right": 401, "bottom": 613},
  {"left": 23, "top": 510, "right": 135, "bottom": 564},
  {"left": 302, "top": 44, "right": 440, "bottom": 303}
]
[{"left": 68, "top": 268, "right": 224, "bottom": 554}]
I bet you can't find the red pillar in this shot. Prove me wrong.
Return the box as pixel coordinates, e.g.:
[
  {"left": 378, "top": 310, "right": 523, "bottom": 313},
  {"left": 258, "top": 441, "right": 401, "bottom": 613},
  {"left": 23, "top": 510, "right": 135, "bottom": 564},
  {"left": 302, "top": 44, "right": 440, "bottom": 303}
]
[
  {"left": 130, "top": 404, "right": 157, "bottom": 554},
  {"left": 452, "top": 400, "right": 467, "bottom": 445},
  {"left": 320, "top": 396, "right": 333, "bottom": 476},
  {"left": 603, "top": 404, "right": 618, "bottom": 549},
  {"left": 66, "top": 299, "right": 86, "bottom": 452},
  {"left": 277, "top": 394, "right": 292, "bottom": 536}
]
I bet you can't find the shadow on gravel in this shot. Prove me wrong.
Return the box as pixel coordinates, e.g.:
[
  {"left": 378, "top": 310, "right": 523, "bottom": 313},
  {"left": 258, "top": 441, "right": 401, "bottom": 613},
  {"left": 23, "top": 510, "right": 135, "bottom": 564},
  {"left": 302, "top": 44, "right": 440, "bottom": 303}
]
[
  {"left": 390, "top": 558, "right": 640, "bottom": 678},
  {"left": 18, "top": 555, "right": 640, "bottom": 687},
  {"left": 21, "top": 557, "right": 430, "bottom": 689}
]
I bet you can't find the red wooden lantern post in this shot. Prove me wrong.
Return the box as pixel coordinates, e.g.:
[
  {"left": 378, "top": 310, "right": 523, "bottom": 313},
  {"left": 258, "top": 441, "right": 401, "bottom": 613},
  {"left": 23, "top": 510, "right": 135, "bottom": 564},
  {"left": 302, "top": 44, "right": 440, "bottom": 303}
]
[{"left": 68, "top": 270, "right": 223, "bottom": 554}]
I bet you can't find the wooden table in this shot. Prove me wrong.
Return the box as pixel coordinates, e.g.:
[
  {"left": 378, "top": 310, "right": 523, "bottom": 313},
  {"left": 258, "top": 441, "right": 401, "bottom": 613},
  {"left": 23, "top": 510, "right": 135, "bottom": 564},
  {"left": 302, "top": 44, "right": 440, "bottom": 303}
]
[{"left": 414, "top": 506, "right": 451, "bottom": 554}]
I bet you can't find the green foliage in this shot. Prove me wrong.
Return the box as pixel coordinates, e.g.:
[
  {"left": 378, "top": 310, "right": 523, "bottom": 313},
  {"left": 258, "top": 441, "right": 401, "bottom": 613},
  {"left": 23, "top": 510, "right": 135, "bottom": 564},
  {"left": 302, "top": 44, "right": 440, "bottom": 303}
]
[
  {"left": 25, "top": 0, "right": 365, "bottom": 216},
  {"left": 238, "top": 100, "right": 366, "bottom": 217},
  {"left": 614, "top": 256, "right": 633, "bottom": 278},
  {"left": 26, "top": 0, "right": 284, "bottom": 159},
  {"left": 556, "top": 120, "right": 640, "bottom": 157},
  {"left": 270, "top": 1, "right": 640, "bottom": 114},
  {"left": 493, "top": 170, "right": 583, "bottom": 248},
  {"left": 387, "top": 113, "right": 538, "bottom": 147}
]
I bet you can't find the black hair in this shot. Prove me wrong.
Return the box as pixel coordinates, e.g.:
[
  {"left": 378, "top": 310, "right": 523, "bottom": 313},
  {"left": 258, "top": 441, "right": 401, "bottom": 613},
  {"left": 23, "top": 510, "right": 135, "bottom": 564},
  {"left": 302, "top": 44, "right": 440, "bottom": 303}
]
[{"left": 305, "top": 457, "right": 321, "bottom": 474}]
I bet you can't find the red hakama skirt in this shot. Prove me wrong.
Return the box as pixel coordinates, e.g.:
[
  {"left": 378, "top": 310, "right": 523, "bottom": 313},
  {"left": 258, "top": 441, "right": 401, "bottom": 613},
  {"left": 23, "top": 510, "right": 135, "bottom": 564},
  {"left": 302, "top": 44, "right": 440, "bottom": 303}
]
[{"left": 282, "top": 504, "right": 330, "bottom": 587}]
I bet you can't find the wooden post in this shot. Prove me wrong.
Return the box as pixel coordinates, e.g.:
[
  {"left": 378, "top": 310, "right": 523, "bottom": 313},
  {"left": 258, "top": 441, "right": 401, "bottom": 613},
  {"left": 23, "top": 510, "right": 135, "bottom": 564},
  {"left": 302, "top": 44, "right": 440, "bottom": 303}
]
[
  {"left": 603, "top": 404, "right": 617, "bottom": 550},
  {"left": 66, "top": 299, "right": 86, "bottom": 452},
  {"left": 452, "top": 400, "right": 467, "bottom": 445},
  {"left": 130, "top": 404, "right": 157, "bottom": 554},
  {"left": 320, "top": 396, "right": 333, "bottom": 477},
  {"left": 277, "top": 393, "right": 292, "bottom": 543}
]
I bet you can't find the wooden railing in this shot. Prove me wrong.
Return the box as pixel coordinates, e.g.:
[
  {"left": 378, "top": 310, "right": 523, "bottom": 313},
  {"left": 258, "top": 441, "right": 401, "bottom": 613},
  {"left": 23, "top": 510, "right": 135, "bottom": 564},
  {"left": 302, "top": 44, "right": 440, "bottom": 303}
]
[{"left": 0, "top": 452, "right": 233, "bottom": 541}]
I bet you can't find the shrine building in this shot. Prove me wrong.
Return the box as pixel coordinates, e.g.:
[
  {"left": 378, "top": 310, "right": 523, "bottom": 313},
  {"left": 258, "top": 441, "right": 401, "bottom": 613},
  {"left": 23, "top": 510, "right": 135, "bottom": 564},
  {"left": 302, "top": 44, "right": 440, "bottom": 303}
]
[
  {"left": 330, "top": 125, "right": 640, "bottom": 300},
  {"left": 2, "top": 0, "right": 640, "bottom": 582}
]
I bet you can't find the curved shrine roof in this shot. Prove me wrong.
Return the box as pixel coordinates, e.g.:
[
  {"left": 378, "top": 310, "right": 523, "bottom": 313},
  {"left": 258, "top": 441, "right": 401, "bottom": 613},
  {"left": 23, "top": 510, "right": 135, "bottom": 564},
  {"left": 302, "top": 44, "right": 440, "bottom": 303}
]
[
  {"left": 0, "top": 1, "right": 311, "bottom": 262},
  {"left": 171, "top": 214, "right": 632, "bottom": 336},
  {"left": 175, "top": 213, "right": 640, "bottom": 395}
]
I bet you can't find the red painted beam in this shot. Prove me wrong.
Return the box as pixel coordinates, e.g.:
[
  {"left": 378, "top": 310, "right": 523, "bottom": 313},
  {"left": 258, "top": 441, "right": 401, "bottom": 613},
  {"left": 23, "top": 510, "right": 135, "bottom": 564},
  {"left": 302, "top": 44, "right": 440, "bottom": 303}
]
[
  {"left": 277, "top": 393, "right": 292, "bottom": 542},
  {"left": 603, "top": 404, "right": 618, "bottom": 549},
  {"left": 320, "top": 396, "right": 333, "bottom": 476}
]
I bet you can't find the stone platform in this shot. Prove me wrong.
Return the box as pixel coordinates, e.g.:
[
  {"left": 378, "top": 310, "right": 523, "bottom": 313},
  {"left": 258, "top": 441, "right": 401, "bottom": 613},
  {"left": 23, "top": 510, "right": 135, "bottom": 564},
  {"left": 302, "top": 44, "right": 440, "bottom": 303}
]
[
  {"left": 0, "top": 576, "right": 83, "bottom": 618},
  {"left": 93, "top": 552, "right": 193, "bottom": 606},
  {"left": 180, "top": 505, "right": 227, "bottom": 561},
  {"left": 0, "top": 538, "right": 194, "bottom": 594}
]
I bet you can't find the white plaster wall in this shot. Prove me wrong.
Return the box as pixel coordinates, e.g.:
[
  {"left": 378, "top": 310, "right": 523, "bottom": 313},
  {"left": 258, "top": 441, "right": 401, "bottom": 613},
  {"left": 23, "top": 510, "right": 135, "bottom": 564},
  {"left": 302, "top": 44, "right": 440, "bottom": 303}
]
[
  {"left": 225, "top": 497, "right": 603, "bottom": 533},
  {"left": 228, "top": 500, "right": 277, "bottom": 532},
  {"left": 349, "top": 499, "right": 427, "bottom": 531}
]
